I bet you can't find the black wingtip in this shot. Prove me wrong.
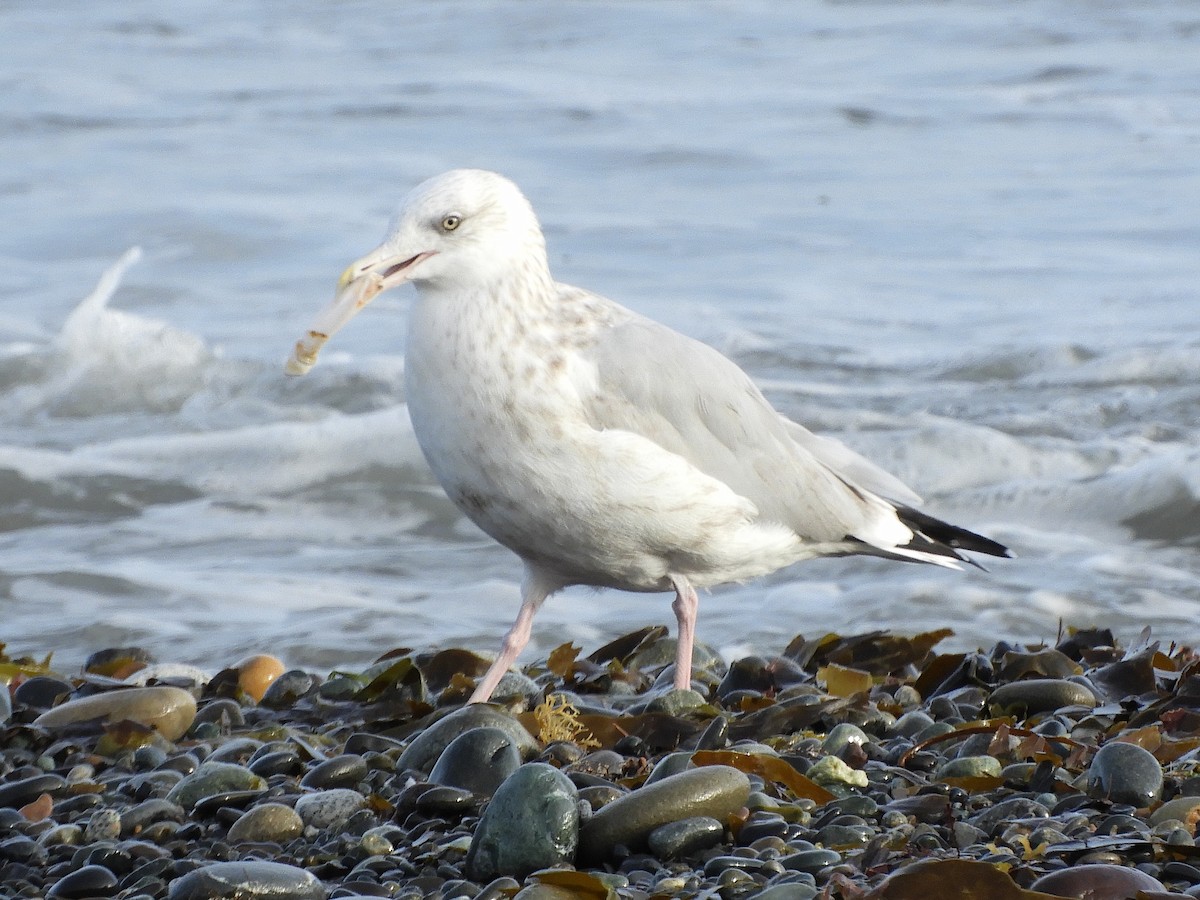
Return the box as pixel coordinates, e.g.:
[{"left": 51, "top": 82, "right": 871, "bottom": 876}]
[{"left": 893, "top": 504, "right": 1011, "bottom": 561}]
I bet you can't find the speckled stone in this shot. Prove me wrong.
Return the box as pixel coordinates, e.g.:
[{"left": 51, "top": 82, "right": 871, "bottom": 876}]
[
  {"left": 227, "top": 802, "right": 304, "bottom": 844},
  {"left": 294, "top": 788, "right": 367, "bottom": 830},
  {"left": 578, "top": 765, "right": 750, "bottom": 865},
  {"left": 167, "top": 860, "right": 326, "bottom": 900},
  {"left": 34, "top": 686, "right": 197, "bottom": 741},
  {"left": 466, "top": 763, "right": 579, "bottom": 880}
]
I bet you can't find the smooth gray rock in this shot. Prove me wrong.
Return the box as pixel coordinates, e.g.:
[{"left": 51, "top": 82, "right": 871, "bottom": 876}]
[
  {"left": 429, "top": 726, "right": 521, "bottom": 797},
  {"left": 647, "top": 815, "right": 725, "bottom": 859},
  {"left": 1087, "top": 741, "right": 1163, "bottom": 807},
  {"left": 164, "top": 762, "right": 265, "bottom": 811},
  {"left": 227, "top": 802, "right": 304, "bottom": 843},
  {"left": 167, "top": 860, "right": 326, "bottom": 900},
  {"left": 578, "top": 764, "right": 750, "bottom": 864},
  {"left": 398, "top": 705, "right": 539, "bottom": 774},
  {"left": 987, "top": 678, "right": 1097, "bottom": 716},
  {"left": 466, "top": 762, "right": 579, "bottom": 880}
]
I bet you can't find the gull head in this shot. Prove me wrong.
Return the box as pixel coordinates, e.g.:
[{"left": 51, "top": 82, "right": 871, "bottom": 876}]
[{"left": 286, "top": 169, "right": 546, "bottom": 375}]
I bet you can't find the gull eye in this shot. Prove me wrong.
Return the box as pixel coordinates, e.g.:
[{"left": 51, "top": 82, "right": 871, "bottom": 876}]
[{"left": 440, "top": 214, "right": 462, "bottom": 232}]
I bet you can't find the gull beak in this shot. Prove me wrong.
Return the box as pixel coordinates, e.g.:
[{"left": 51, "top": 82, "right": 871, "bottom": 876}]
[{"left": 284, "top": 245, "right": 437, "bottom": 375}]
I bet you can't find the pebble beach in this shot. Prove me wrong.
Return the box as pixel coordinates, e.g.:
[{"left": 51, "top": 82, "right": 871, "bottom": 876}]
[{"left": 2, "top": 626, "right": 1199, "bottom": 899}]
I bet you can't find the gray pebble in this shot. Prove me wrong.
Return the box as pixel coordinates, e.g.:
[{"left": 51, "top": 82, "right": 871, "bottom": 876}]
[
  {"left": 578, "top": 765, "right": 750, "bottom": 865},
  {"left": 429, "top": 726, "right": 521, "bottom": 797},
  {"left": 647, "top": 815, "right": 725, "bottom": 859},
  {"left": 398, "top": 705, "right": 539, "bottom": 774},
  {"left": 46, "top": 863, "right": 118, "bottom": 898},
  {"left": 988, "top": 678, "right": 1097, "bottom": 715},
  {"left": 227, "top": 802, "right": 304, "bottom": 844},
  {"left": 164, "top": 762, "right": 266, "bottom": 811},
  {"left": 300, "top": 753, "right": 368, "bottom": 790},
  {"left": 167, "top": 860, "right": 326, "bottom": 900},
  {"left": 467, "top": 762, "right": 579, "bottom": 880},
  {"left": 1087, "top": 741, "right": 1163, "bottom": 807}
]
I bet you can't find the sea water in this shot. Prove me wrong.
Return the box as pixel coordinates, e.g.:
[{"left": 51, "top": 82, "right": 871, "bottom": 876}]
[{"left": 1, "top": 1, "right": 1198, "bottom": 670}]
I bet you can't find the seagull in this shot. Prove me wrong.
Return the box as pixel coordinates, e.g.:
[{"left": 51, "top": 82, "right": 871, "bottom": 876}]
[{"left": 286, "top": 169, "right": 1009, "bottom": 703}]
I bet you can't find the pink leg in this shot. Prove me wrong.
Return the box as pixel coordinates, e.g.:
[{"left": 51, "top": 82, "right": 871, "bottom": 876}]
[
  {"left": 670, "top": 574, "right": 698, "bottom": 692},
  {"left": 469, "top": 569, "right": 555, "bottom": 704}
]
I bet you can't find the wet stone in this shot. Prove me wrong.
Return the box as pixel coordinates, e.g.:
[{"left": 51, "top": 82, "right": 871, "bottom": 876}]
[
  {"left": 1030, "top": 862, "right": 1165, "bottom": 897},
  {"left": 1088, "top": 741, "right": 1163, "bottom": 807},
  {"left": 749, "top": 885, "right": 818, "bottom": 900},
  {"left": 0, "top": 773, "right": 67, "bottom": 809},
  {"left": 14, "top": 675, "right": 74, "bottom": 710},
  {"left": 167, "top": 860, "right": 326, "bottom": 900},
  {"left": 165, "top": 762, "right": 266, "bottom": 810},
  {"left": 227, "top": 802, "right": 304, "bottom": 843},
  {"left": 294, "top": 788, "right": 368, "bottom": 830},
  {"left": 937, "top": 755, "right": 1002, "bottom": 779},
  {"left": 300, "top": 753, "right": 368, "bottom": 790},
  {"left": 34, "top": 686, "right": 198, "bottom": 741},
  {"left": 968, "top": 797, "right": 1050, "bottom": 835},
  {"left": 781, "top": 849, "right": 842, "bottom": 872},
  {"left": 46, "top": 863, "right": 119, "bottom": 898},
  {"left": 259, "top": 670, "right": 319, "bottom": 708},
  {"left": 428, "top": 726, "right": 522, "bottom": 797},
  {"left": 647, "top": 816, "right": 725, "bottom": 859},
  {"left": 466, "top": 762, "right": 579, "bottom": 881},
  {"left": 397, "top": 705, "right": 539, "bottom": 774},
  {"left": 578, "top": 765, "right": 751, "bottom": 865},
  {"left": 987, "top": 678, "right": 1097, "bottom": 716}
]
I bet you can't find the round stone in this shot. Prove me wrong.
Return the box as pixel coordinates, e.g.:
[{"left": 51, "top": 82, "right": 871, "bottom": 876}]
[
  {"left": 294, "top": 788, "right": 367, "bottom": 830},
  {"left": 227, "top": 803, "right": 304, "bottom": 844},
  {"left": 15, "top": 676, "right": 74, "bottom": 710},
  {"left": 429, "top": 726, "right": 522, "bottom": 797},
  {"left": 578, "top": 765, "right": 751, "bottom": 865},
  {"left": 397, "top": 705, "right": 539, "bottom": 774},
  {"left": 822, "top": 723, "right": 869, "bottom": 755},
  {"left": 234, "top": 654, "right": 286, "bottom": 702},
  {"left": 166, "top": 860, "right": 326, "bottom": 900},
  {"left": 1031, "top": 863, "right": 1164, "bottom": 897},
  {"left": 466, "top": 762, "right": 579, "bottom": 880},
  {"left": 165, "top": 762, "right": 266, "bottom": 810},
  {"left": 1087, "top": 742, "right": 1163, "bottom": 807},
  {"left": 987, "top": 679, "right": 1097, "bottom": 716},
  {"left": 647, "top": 816, "right": 725, "bottom": 859},
  {"left": 34, "top": 686, "right": 197, "bottom": 741}
]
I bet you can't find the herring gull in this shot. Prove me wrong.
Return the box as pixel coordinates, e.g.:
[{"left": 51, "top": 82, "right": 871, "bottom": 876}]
[{"left": 285, "top": 169, "right": 1009, "bottom": 703}]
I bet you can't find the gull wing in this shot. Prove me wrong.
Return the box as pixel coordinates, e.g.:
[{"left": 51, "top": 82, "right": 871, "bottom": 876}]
[{"left": 579, "top": 315, "right": 914, "bottom": 548}]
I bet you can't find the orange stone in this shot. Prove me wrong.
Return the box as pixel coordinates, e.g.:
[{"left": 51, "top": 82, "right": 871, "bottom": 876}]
[{"left": 235, "top": 654, "right": 286, "bottom": 702}]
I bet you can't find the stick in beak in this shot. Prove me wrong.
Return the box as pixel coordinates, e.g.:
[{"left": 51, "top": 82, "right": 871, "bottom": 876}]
[{"left": 284, "top": 250, "right": 434, "bottom": 376}]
